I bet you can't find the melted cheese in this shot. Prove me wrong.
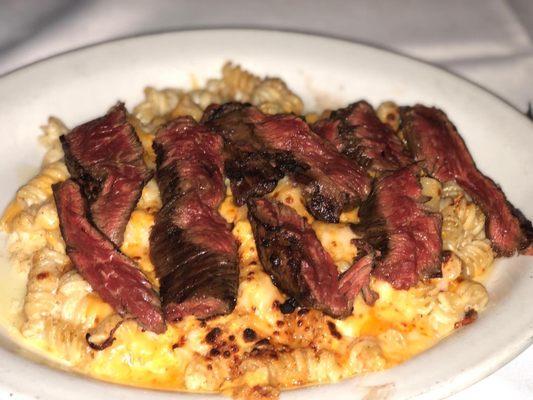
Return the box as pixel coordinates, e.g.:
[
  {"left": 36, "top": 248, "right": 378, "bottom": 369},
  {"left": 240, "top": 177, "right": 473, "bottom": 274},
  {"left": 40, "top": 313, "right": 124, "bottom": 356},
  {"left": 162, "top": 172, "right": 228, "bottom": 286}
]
[
  {"left": 1, "top": 163, "right": 491, "bottom": 398},
  {"left": 313, "top": 221, "right": 357, "bottom": 273}
]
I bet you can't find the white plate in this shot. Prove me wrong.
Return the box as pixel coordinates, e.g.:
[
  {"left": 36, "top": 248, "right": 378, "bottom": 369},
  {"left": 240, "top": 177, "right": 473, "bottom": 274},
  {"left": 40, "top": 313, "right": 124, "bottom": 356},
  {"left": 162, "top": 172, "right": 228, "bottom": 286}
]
[{"left": 0, "top": 29, "right": 531, "bottom": 400}]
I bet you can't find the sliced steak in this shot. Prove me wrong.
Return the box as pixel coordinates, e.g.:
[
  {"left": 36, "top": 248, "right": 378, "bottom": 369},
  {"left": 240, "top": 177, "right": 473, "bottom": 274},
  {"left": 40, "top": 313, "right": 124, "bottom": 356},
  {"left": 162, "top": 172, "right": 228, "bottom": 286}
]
[
  {"left": 313, "top": 101, "right": 411, "bottom": 174},
  {"left": 61, "top": 103, "right": 151, "bottom": 246},
  {"left": 313, "top": 102, "right": 444, "bottom": 289},
  {"left": 253, "top": 114, "right": 371, "bottom": 222},
  {"left": 354, "top": 165, "right": 442, "bottom": 289},
  {"left": 53, "top": 179, "right": 165, "bottom": 333},
  {"left": 248, "top": 198, "right": 372, "bottom": 318},
  {"left": 202, "top": 102, "right": 265, "bottom": 151},
  {"left": 151, "top": 193, "right": 238, "bottom": 320},
  {"left": 224, "top": 150, "right": 297, "bottom": 205},
  {"left": 202, "top": 102, "right": 301, "bottom": 205},
  {"left": 153, "top": 116, "right": 226, "bottom": 207},
  {"left": 150, "top": 117, "right": 238, "bottom": 321},
  {"left": 401, "top": 105, "right": 531, "bottom": 256}
]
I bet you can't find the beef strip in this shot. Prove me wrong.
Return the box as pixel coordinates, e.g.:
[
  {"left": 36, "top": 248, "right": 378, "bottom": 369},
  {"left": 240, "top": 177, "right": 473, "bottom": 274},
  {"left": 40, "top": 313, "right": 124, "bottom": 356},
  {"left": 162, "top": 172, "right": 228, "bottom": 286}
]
[
  {"left": 53, "top": 179, "right": 165, "bottom": 333},
  {"left": 312, "top": 101, "right": 411, "bottom": 174},
  {"left": 203, "top": 103, "right": 370, "bottom": 220},
  {"left": 248, "top": 198, "right": 373, "bottom": 318},
  {"left": 201, "top": 102, "right": 265, "bottom": 151},
  {"left": 151, "top": 194, "right": 238, "bottom": 320},
  {"left": 153, "top": 116, "right": 226, "bottom": 207},
  {"left": 354, "top": 165, "right": 442, "bottom": 289},
  {"left": 150, "top": 116, "right": 238, "bottom": 321},
  {"left": 312, "top": 102, "right": 445, "bottom": 288},
  {"left": 401, "top": 105, "right": 531, "bottom": 256},
  {"left": 202, "top": 102, "right": 301, "bottom": 205},
  {"left": 223, "top": 150, "right": 297, "bottom": 205},
  {"left": 60, "top": 103, "right": 151, "bottom": 246},
  {"left": 253, "top": 114, "right": 371, "bottom": 222}
]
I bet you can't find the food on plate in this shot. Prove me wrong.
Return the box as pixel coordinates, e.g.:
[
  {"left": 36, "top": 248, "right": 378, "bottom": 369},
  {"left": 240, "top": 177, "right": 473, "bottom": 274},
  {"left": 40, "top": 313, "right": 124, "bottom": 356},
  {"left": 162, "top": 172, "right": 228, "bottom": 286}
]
[
  {"left": 1, "top": 62, "right": 531, "bottom": 399},
  {"left": 248, "top": 197, "right": 373, "bottom": 318},
  {"left": 252, "top": 113, "right": 371, "bottom": 223},
  {"left": 354, "top": 165, "right": 442, "bottom": 289},
  {"left": 313, "top": 100, "right": 411, "bottom": 173},
  {"left": 53, "top": 179, "right": 164, "bottom": 334},
  {"left": 401, "top": 105, "right": 531, "bottom": 256},
  {"left": 202, "top": 102, "right": 298, "bottom": 206},
  {"left": 203, "top": 102, "right": 371, "bottom": 222},
  {"left": 61, "top": 103, "right": 152, "bottom": 247}
]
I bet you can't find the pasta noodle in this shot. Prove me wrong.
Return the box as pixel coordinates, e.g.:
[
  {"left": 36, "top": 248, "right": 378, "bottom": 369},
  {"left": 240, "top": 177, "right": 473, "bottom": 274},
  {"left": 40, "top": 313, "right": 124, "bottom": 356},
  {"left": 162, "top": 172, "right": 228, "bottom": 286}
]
[
  {"left": 14, "top": 161, "right": 69, "bottom": 209},
  {"left": 132, "top": 61, "right": 303, "bottom": 135},
  {"left": 133, "top": 87, "right": 181, "bottom": 125},
  {"left": 422, "top": 178, "right": 493, "bottom": 279},
  {"left": 220, "top": 62, "right": 261, "bottom": 101},
  {"left": 22, "top": 248, "right": 70, "bottom": 338},
  {"left": 376, "top": 101, "right": 401, "bottom": 132},
  {"left": 251, "top": 78, "right": 303, "bottom": 115},
  {"left": 2, "top": 161, "right": 68, "bottom": 273},
  {"left": 440, "top": 182, "right": 494, "bottom": 277},
  {"left": 39, "top": 318, "right": 91, "bottom": 365},
  {"left": 39, "top": 117, "right": 68, "bottom": 165}
]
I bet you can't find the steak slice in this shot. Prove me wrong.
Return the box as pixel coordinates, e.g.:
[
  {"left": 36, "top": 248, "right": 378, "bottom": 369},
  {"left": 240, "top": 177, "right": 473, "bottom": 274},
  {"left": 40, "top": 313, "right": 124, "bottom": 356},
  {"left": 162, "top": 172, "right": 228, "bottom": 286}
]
[
  {"left": 61, "top": 103, "right": 151, "bottom": 246},
  {"left": 224, "top": 150, "right": 296, "bottom": 205},
  {"left": 402, "top": 105, "right": 531, "bottom": 256},
  {"left": 202, "top": 103, "right": 301, "bottom": 205},
  {"left": 150, "top": 116, "right": 238, "bottom": 321},
  {"left": 53, "top": 179, "right": 165, "bottom": 333},
  {"left": 248, "top": 198, "right": 372, "bottom": 318},
  {"left": 354, "top": 166, "right": 443, "bottom": 289},
  {"left": 150, "top": 193, "right": 239, "bottom": 320},
  {"left": 202, "top": 102, "right": 265, "bottom": 151},
  {"left": 313, "top": 101, "right": 411, "bottom": 174},
  {"left": 253, "top": 114, "right": 371, "bottom": 222},
  {"left": 153, "top": 116, "right": 226, "bottom": 207}
]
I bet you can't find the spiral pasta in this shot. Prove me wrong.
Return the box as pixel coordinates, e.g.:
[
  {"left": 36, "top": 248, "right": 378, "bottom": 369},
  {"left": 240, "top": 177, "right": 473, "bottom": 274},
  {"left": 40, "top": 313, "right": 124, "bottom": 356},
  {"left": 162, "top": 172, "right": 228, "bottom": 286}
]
[
  {"left": 169, "top": 93, "right": 204, "bottom": 121},
  {"left": 420, "top": 178, "right": 493, "bottom": 279},
  {"left": 22, "top": 248, "right": 70, "bottom": 338},
  {"left": 39, "top": 318, "right": 92, "bottom": 365},
  {"left": 14, "top": 162, "right": 69, "bottom": 209},
  {"left": 428, "top": 279, "right": 488, "bottom": 333},
  {"left": 220, "top": 62, "right": 261, "bottom": 102},
  {"left": 131, "top": 62, "right": 303, "bottom": 140},
  {"left": 236, "top": 347, "right": 341, "bottom": 389},
  {"left": 456, "top": 240, "right": 493, "bottom": 278},
  {"left": 57, "top": 270, "right": 114, "bottom": 328},
  {"left": 184, "top": 353, "right": 228, "bottom": 391},
  {"left": 232, "top": 336, "right": 383, "bottom": 396},
  {"left": 24, "top": 253, "right": 116, "bottom": 364},
  {"left": 440, "top": 182, "right": 494, "bottom": 277},
  {"left": 217, "top": 65, "right": 304, "bottom": 114},
  {"left": 376, "top": 101, "right": 401, "bottom": 132},
  {"left": 133, "top": 87, "right": 181, "bottom": 125},
  {"left": 39, "top": 117, "right": 68, "bottom": 165},
  {"left": 251, "top": 78, "right": 304, "bottom": 115},
  {"left": 420, "top": 176, "right": 442, "bottom": 212},
  {"left": 2, "top": 176, "right": 67, "bottom": 271}
]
